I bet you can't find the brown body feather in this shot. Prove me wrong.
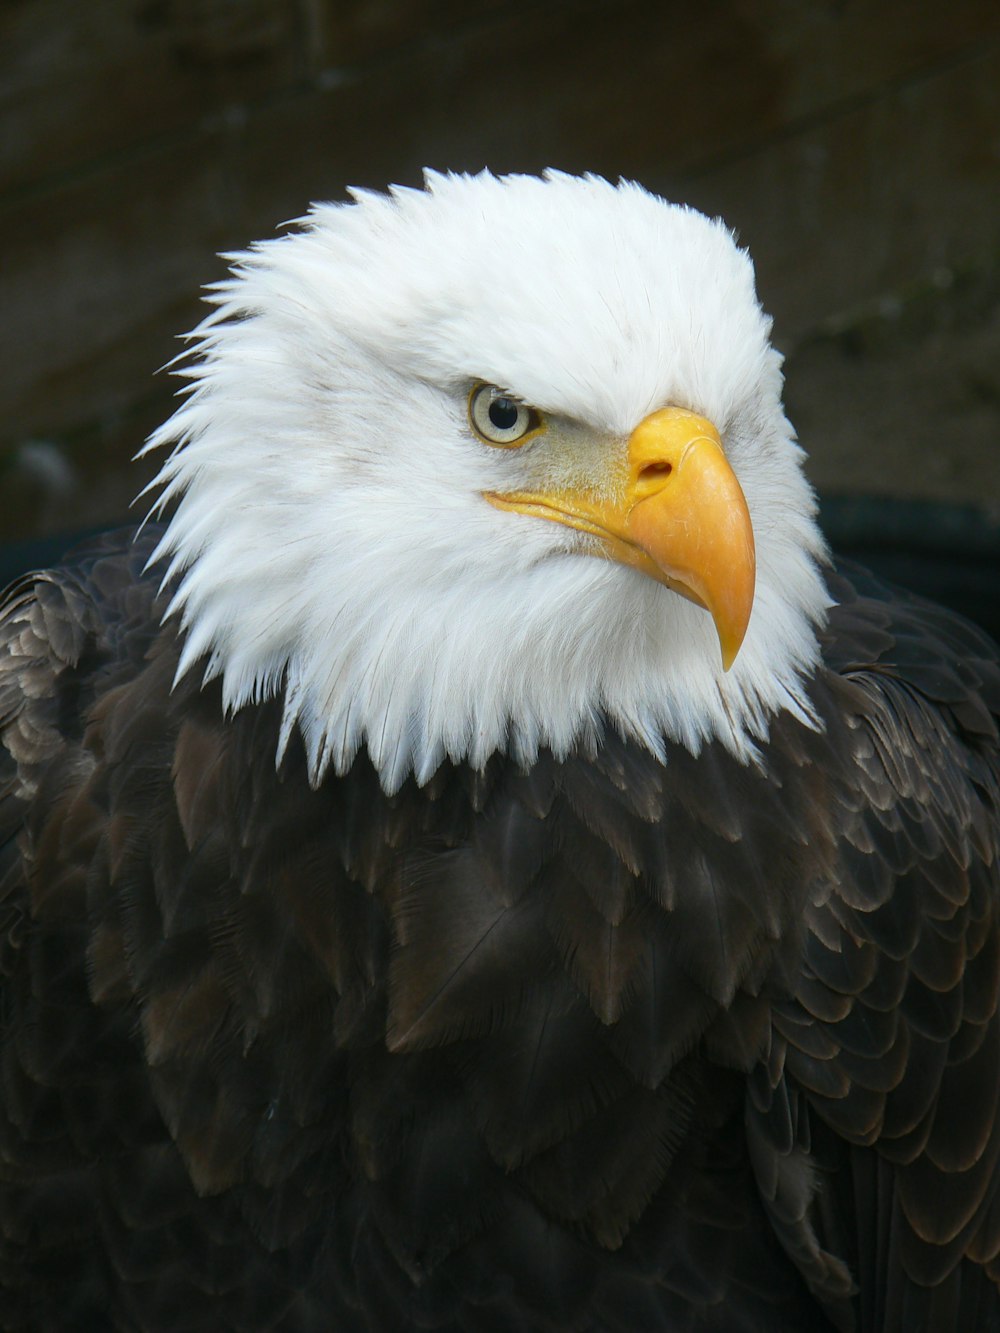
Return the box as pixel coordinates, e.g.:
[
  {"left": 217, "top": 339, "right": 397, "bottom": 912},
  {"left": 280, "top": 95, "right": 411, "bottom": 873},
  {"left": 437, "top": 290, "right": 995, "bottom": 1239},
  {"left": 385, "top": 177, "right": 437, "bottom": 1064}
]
[{"left": 1, "top": 531, "right": 998, "bottom": 1331}]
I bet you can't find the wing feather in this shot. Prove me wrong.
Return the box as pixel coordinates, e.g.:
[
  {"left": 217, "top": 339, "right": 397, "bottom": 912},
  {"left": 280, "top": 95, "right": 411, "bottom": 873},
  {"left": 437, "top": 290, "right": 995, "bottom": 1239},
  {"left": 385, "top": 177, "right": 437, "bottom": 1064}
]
[{"left": 759, "top": 564, "right": 1000, "bottom": 1328}]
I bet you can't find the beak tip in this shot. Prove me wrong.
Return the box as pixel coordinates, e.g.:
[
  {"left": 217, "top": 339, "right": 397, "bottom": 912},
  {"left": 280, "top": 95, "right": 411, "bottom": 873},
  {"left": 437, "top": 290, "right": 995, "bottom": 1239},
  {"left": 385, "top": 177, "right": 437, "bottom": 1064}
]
[
  {"left": 716, "top": 604, "right": 752, "bottom": 672},
  {"left": 719, "top": 641, "right": 739, "bottom": 673}
]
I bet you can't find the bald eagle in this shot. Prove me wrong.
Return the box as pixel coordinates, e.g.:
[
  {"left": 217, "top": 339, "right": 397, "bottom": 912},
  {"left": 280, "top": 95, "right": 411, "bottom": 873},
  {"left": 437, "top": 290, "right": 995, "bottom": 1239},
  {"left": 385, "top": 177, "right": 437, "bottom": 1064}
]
[{"left": 1, "top": 171, "right": 998, "bottom": 1333}]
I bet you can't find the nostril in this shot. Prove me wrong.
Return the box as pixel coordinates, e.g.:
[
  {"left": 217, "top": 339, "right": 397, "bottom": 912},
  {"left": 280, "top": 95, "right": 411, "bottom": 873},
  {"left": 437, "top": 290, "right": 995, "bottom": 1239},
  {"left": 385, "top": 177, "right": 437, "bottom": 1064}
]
[{"left": 640, "top": 461, "right": 673, "bottom": 479}]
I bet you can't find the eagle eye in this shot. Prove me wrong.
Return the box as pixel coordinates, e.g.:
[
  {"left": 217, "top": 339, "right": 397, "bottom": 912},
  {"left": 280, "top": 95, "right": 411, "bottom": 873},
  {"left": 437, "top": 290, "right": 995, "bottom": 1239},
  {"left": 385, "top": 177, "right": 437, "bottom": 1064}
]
[{"left": 468, "top": 384, "right": 543, "bottom": 447}]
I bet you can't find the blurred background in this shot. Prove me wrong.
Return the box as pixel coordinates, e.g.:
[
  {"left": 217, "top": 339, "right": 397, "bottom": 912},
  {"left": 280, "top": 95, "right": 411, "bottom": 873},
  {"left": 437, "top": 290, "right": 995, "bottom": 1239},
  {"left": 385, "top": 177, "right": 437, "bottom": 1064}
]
[{"left": 1, "top": 0, "right": 999, "bottom": 626}]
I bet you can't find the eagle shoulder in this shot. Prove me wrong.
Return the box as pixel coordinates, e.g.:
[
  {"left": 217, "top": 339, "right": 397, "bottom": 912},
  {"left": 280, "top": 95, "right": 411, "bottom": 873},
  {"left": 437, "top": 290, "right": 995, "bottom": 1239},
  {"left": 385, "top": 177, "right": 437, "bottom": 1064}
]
[
  {"left": 0, "top": 530, "right": 166, "bottom": 790},
  {"left": 755, "top": 563, "right": 1000, "bottom": 1330}
]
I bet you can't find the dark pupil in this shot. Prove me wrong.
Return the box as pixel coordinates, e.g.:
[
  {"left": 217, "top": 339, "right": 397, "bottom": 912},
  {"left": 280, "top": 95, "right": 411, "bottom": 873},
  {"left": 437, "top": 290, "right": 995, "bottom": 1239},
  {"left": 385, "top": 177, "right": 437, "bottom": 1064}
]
[{"left": 488, "top": 397, "right": 520, "bottom": 431}]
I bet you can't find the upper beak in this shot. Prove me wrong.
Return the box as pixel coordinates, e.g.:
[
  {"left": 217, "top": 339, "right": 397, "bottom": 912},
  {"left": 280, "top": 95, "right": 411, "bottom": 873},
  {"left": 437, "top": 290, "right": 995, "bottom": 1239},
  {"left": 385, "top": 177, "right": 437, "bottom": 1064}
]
[{"left": 484, "top": 406, "right": 756, "bottom": 670}]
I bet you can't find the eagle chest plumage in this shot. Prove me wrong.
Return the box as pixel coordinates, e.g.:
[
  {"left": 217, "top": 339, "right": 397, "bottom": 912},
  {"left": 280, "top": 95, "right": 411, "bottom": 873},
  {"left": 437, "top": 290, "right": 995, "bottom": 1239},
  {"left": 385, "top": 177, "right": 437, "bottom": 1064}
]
[
  {"left": 4, "top": 534, "right": 999, "bottom": 1332},
  {"left": 1, "top": 538, "right": 827, "bottom": 1329}
]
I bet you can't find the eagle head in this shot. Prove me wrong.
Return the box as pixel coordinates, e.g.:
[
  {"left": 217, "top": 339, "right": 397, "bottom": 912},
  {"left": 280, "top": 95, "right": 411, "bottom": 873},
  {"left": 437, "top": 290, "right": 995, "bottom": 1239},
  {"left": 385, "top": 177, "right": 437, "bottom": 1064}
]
[{"left": 144, "top": 170, "right": 829, "bottom": 791}]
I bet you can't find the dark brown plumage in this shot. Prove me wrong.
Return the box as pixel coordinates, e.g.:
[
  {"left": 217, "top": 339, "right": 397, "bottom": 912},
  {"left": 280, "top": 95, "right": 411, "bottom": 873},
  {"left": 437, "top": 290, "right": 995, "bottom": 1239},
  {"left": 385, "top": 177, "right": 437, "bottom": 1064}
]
[{"left": 1, "top": 528, "right": 998, "bottom": 1331}]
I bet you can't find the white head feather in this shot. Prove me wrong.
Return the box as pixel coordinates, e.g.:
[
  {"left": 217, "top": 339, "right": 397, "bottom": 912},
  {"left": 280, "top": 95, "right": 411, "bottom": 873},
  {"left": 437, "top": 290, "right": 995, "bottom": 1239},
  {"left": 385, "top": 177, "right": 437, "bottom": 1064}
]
[{"left": 142, "top": 169, "right": 829, "bottom": 793}]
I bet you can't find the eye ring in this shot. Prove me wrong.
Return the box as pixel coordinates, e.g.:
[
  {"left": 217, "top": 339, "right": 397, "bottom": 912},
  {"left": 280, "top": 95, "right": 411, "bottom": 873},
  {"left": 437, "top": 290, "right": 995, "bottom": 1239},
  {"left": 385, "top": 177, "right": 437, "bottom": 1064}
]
[{"left": 468, "top": 384, "right": 544, "bottom": 448}]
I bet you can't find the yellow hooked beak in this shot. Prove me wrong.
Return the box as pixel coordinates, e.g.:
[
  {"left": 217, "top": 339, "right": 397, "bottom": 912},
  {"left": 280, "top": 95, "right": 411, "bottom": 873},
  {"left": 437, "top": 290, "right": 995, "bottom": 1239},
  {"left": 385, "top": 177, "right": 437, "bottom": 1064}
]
[{"left": 484, "top": 407, "right": 756, "bottom": 670}]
